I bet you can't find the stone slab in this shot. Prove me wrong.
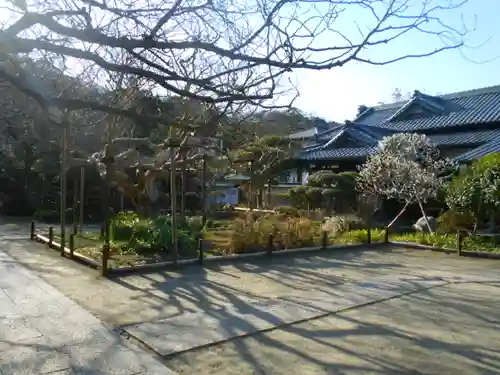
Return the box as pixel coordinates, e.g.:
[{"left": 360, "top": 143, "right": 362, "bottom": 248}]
[
  {"left": 124, "top": 276, "right": 447, "bottom": 356},
  {"left": 0, "top": 315, "right": 43, "bottom": 342},
  {"left": 0, "top": 336, "right": 70, "bottom": 375},
  {"left": 0, "top": 249, "right": 176, "bottom": 375}
]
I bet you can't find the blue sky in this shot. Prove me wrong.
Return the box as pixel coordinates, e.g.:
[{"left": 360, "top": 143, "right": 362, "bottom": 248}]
[
  {"left": 292, "top": 0, "right": 500, "bottom": 123},
  {"left": 1, "top": 0, "right": 497, "bottom": 124}
]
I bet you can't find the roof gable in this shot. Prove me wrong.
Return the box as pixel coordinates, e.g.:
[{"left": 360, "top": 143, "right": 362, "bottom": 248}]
[
  {"left": 301, "top": 121, "right": 396, "bottom": 156},
  {"left": 354, "top": 85, "right": 500, "bottom": 132},
  {"left": 384, "top": 91, "right": 449, "bottom": 123}
]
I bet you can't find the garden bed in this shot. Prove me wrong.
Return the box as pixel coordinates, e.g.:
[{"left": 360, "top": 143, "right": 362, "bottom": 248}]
[
  {"left": 31, "top": 211, "right": 391, "bottom": 275},
  {"left": 33, "top": 232, "right": 100, "bottom": 269},
  {"left": 43, "top": 231, "right": 200, "bottom": 268},
  {"left": 390, "top": 232, "right": 500, "bottom": 258}
]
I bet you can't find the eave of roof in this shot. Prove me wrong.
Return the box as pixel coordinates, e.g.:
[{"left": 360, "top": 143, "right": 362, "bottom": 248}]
[
  {"left": 454, "top": 139, "right": 500, "bottom": 162},
  {"left": 429, "top": 129, "right": 500, "bottom": 146},
  {"left": 298, "top": 147, "right": 376, "bottom": 161}
]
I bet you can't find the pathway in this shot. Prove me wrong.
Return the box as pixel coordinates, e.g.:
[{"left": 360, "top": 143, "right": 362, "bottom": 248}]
[{"left": 0, "top": 249, "right": 175, "bottom": 375}]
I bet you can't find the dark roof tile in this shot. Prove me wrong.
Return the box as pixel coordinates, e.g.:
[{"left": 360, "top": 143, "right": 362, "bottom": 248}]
[
  {"left": 356, "top": 85, "right": 500, "bottom": 131},
  {"left": 429, "top": 129, "right": 500, "bottom": 146},
  {"left": 454, "top": 139, "right": 500, "bottom": 162},
  {"left": 293, "top": 85, "right": 500, "bottom": 162},
  {"left": 299, "top": 147, "right": 376, "bottom": 161}
]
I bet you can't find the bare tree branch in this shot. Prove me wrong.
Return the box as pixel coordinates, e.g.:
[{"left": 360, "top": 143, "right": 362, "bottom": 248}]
[{"left": 0, "top": 0, "right": 469, "bottom": 117}]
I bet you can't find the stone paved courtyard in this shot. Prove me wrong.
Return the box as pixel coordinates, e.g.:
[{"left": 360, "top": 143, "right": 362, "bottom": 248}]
[
  {"left": 0, "top": 248, "right": 174, "bottom": 374},
  {"left": 1, "top": 221, "right": 500, "bottom": 374}
]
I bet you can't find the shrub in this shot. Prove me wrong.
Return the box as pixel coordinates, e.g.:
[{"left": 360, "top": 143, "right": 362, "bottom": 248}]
[
  {"left": 289, "top": 171, "right": 360, "bottom": 214},
  {"left": 436, "top": 210, "right": 475, "bottom": 233},
  {"left": 108, "top": 211, "right": 201, "bottom": 257},
  {"left": 110, "top": 211, "right": 142, "bottom": 241},
  {"left": 391, "top": 232, "right": 456, "bottom": 248},
  {"left": 322, "top": 215, "right": 365, "bottom": 237},
  {"left": 333, "top": 228, "right": 385, "bottom": 244},
  {"left": 229, "top": 212, "right": 321, "bottom": 253},
  {"left": 391, "top": 231, "right": 500, "bottom": 253},
  {"left": 445, "top": 153, "right": 500, "bottom": 226},
  {"left": 275, "top": 206, "right": 300, "bottom": 217},
  {"left": 288, "top": 186, "right": 314, "bottom": 209}
]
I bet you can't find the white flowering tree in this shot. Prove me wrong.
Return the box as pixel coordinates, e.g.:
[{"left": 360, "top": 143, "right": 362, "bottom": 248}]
[{"left": 358, "top": 133, "right": 456, "bottom": 233}]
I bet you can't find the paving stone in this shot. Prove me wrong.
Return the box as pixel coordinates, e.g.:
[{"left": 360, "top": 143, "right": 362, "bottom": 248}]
[
  {"left": 0, "top": 249, "right": 174, "bottom": 375},
  {"left": 0, "top": 316, "right": 42, "bottom": 342},
  {"left": 0, "top": 338, "right": 70, "bottom": 375},
  {"left": 2, "top": 284, "right": 64, "bottom": 317},
  {"left": 64, "top": 339, "right": 148, "bottom": 375},
  {"left": 0, "top": 289, "right": 18, "bottom": 318},
  {"left": 0, "top": 263, "right": 24, "bottom": 289},
  {"left": 123, "top": 275, "right": 451, "bottom": 357},
  {"left": 30, "top": 314, "right": 107, "bottom": 347},
  {"left": 125, "top": 300, "right": 321, "bottom": 356}
]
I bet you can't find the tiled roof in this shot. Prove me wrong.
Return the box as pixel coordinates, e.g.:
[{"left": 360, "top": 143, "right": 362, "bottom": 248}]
[
  {"left": 305, "top": 122, "right": 395, "bottom": 151},
  {"left": 294, "top": 85, "right": 500, "bottom": 162},
  {"left": 299, "top": 147, "right": 377, "bottom": 161},
  {"left": 454, "top": 139, "right": 500, "bottom": 162},
  {"left": 355, "top": 85, "right": 500, "bottom": 131},
  {"left": 429, "top": 129, "right": 500, "bottom": 146},
  {"left": 301, "top": 127, "right": 500, "bottom": 162}
]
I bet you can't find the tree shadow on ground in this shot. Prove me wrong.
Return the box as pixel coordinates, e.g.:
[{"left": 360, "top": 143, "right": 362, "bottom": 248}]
[
  {"left": 5, "top": 237, "right": 500, "bottom": 375},
  {"left": 0, "top": 330, "right": 167, "bottom": 375},
  {"left": 165, "top": 282, "right": 500, "bottom": 375},
  {"left": 110, "top": 246, "right": 411, "bottom": 325}
]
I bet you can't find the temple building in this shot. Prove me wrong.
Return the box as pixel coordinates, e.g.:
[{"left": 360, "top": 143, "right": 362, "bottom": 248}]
[{"left": 283, "top": 85, "right": 500, "bottom": 184}]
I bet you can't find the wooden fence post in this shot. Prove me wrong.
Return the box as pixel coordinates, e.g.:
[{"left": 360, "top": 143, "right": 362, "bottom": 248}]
[
  {"left": 198, "top": 234, "right": 204, "bottom": 265},
  {"left": 101, "top": 242, "right": 110, "bottom": 277},
  {"left": 69, "top": 234, "right": 75, "bottom": 257},
  {"left": 60, "top": 231, "right": 66, "bottom": 257},
  {"left": 30, "top": 221, "right": 35, "bottom": 240},
  {"left": 48, "top": 227, "right": 54, "bottom": 248},
  {"left": 267, "top": 234, "right": 274, "bottom": 255},
  {"left": 384, "top": 227, "right": 389, "bottom": 243},
  {"left": 100, "top": 215, "right": 111, "bottom": 277},
  {"left": 456, "top": 231, "right": 463, "bottom": 256},
  {"left": 367, "top": 228, "right": 372, "bottom": 244},
  {"left": 321, "top": 230, "right": 328, "bottom": 249}
]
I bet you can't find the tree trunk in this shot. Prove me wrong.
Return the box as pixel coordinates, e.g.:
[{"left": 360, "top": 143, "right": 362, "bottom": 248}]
[
  {"left": 201, "top": 155, "right": 207, "bottom": 227},
  {"left": 266, "top": 182, "right": 272, "bottom": 208},
  {"left": 248, "top": 161, "right": 254, "bottom": 210},
  {"left": 169, "top": 146, "right": 178, "bottom": 264},
  {"left": 473, "top": 194, "right": 483, "bottom": 234},
  {"left": 79, "top": 166, "right": 85, "bottom": 233},
  {"left": 473, "top": 216, "right": 479, "bottom": 234},
  {"left": 415, "top": 195, "right": 434, "bottom": 234},
  {"left": 387, "top": 201, "right": 410, "bottom": 228},
  {"left": 72, "top": 175, "right": 78, "bottom": 234},
  {"left": 60, "top": 124, "right": 68, "bottom": 254},
  {"left": 488, "top": 214, "right": 496, "bottom": 233},
  {"left": 180, "top": 148, "right": 187, "bottom": 222}
]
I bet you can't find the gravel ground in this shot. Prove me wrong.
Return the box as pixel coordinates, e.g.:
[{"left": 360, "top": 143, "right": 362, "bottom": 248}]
[{"left": 166, "top": 282, "right": 500, "bottom": 375}]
